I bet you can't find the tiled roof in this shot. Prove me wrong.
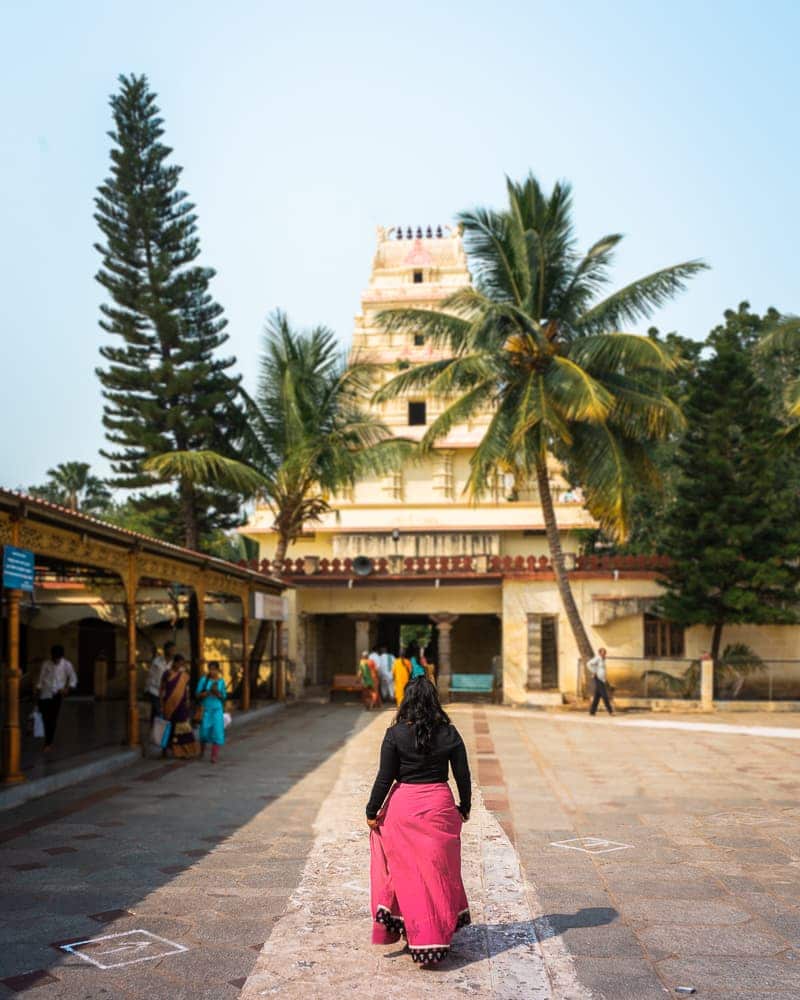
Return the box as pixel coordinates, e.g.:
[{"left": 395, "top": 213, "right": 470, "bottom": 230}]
[{"left": 0, "top": 488, "right": 283, "bottom": 588}]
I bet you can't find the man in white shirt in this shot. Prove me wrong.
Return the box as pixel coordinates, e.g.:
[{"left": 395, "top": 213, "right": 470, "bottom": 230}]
[
  {"left": 587, "top": 647, "right": 613, "bottom": 715},
  {"left": 36, "top": 644, "right": 78, "bottom": 750},
  {"left": 377, "top": 646, "right": 395, "bottom": 703},
  {"left": 146, "top": 641, "right": 175, "bottom": 721}
]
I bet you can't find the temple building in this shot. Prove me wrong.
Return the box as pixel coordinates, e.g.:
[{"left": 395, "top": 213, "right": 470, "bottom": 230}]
[{"left": 241, "top": 226, "right": 799, "bottom": 703}]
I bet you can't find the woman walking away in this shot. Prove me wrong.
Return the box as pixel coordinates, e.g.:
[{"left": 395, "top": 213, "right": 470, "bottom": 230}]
[
  {"left": 366, "top": 677, "right": 471, "bottom": 967},
  {"left": 359, "top": 651, "right": 380, "bottom": 711},
  {"left": 197, "top": 660, "right": 227, "bottom": 762},
  {"left": 161, "top": 654, "right": 200, "bottom": 758},
  {"left": 393, "top": 653, "right": 411, "bottom": 707},
  {"left": 408, "top": 645, "right": 426, "bottom": 680}
]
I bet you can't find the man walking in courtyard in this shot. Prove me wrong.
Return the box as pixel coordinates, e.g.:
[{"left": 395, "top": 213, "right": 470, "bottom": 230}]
[
  {"left": 377, "top": 645, "right": 395, "bottom": 703},
  {"left": 36, "top": 644, "right": 77, "bottom": 751},
  {"left": 588, "top": 647, "right": 614, "bottom": 715}
]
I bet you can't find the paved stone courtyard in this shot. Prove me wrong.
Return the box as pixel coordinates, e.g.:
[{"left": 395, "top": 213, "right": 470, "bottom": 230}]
[{"left": 1, "top": 703, "right": 799, "bottom": 999}]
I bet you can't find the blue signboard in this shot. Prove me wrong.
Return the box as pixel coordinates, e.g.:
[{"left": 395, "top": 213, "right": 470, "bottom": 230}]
[{"left": 2, "top": 545, "right": 35, "bottom": 591}]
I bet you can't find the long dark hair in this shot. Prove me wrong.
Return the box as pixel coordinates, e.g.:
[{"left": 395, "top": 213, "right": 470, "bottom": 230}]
[{"left": 395, "top": 677, "right": 451, "bottom": 753}]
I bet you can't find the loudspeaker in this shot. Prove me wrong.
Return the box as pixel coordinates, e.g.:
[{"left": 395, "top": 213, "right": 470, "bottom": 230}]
[{"left": 352, "top": 555, "right": 373, "bottom": 577}]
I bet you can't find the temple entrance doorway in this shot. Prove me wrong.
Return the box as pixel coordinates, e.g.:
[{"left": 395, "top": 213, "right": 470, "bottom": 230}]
[{"left": 376, "top": 615, "right": 437, "bottom": 667}]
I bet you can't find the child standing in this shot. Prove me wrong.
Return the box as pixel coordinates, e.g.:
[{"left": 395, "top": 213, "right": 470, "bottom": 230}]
[{"left": 196, "top": 661, "right": 227, "bottom": 762}]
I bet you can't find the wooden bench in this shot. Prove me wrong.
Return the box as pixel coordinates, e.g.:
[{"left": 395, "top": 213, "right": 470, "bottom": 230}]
[
  {"left": 449, "top": 673, "right": 497, "bottom": 702},
  {"left": 330, "top": 673, "right": 363, "bottom": 702}
]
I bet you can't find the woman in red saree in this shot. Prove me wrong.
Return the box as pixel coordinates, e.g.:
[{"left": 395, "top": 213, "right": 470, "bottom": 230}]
[
  {"left": 366, "top": 677, "right": 471, "bottom": 966},
  {"left": 160, "top": 654, "right": 200, "bottom": 759}
]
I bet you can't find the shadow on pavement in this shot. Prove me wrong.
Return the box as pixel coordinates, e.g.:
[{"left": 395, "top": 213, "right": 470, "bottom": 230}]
[
  {"left": 438, "top": 908, "right": 619, "bottom": 970},
  {"left": 0, "top": 703, "right": 365, "bottom": 990}
]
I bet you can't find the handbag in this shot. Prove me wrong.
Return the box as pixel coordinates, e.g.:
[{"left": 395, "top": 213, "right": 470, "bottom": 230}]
[
  {"left": 150, "top": 716, "right": 170, "bottom": 747},
  {"left": 32, "top": 709, "right": 45, "bottom": 739},
  {"left": 223, "top": 712, "right": 232, "bottom": 729}
]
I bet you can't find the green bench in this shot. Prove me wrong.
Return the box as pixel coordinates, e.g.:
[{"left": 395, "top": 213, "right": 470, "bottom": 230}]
[{"left": 449, "top": 673, "right": 497, "bottom": 702}]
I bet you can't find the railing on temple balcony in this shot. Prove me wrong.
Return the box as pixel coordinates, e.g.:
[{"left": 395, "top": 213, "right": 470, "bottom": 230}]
[{"left": 237, "top": 553, "right": 671, "bottom": 578}]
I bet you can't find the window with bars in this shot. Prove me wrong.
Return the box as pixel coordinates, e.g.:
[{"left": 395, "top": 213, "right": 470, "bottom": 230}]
[{"left": 644, "top": 614, "right": 685, "bottom": 657}]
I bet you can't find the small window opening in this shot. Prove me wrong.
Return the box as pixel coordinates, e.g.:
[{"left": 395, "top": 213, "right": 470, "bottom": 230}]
[
  {"left": 413, "top": 270, "right": 424, "bottom": 284},
  {"left": 644, "top": 613, "right": 685, "bottom": 657},
  {"left": 413, "top": 333, "right": 425, "bottom": 346},
  {"left": 408, "top": 401, "right": 427, "bottom": 426}
]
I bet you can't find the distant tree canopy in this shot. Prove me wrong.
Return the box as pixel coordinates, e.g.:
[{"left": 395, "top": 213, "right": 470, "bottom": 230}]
[
  {"left": 28, "top": 462, "right": 111, "bottom": 514},
  {"left": 657, "top": 311, "right": 800, "bottom": 660}
]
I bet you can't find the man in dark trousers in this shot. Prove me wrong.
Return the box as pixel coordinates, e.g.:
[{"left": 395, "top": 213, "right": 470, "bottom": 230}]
[
  {"left": 36, "top": 644, "right": 78, "bottom": 750},
  {"left": 588, "top": 647, "right": 614, "bottom": 715}
]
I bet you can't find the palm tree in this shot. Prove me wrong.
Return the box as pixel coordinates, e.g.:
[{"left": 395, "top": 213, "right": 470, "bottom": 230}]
[
  {"left": 240, "top": 310, "right": 409, "bottom": 678},
  {"left": 375, "top": 174, "right": 707, "bottom": 664},
  {"left": 29, "top": 461, "right": 112, "bottom": 513},
  {"left": 759, "top": 314, "right": 800, "bottom": 433}
]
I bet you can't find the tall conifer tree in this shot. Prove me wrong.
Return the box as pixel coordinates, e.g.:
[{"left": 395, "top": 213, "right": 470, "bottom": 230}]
[
  {"left": 94, "top": 73, "right": 243, "bottom": 550},
  {"left": 658, "top": 316, "right": 800, "bottom": 661}
]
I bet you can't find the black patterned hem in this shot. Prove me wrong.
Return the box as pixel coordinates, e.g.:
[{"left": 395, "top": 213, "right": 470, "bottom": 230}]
[
  {"left": 375, "top": 905, "right": 406, "bottom": 937},
  {"left": 410, "top": 945, "right": 449, "bottom": 965},
  {"left": 407, "top": 910, "right": 472, "bottom": 966}
]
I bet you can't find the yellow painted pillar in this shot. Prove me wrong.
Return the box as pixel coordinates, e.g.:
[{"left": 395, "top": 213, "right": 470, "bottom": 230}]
[
  {"left": 196, "top": 582, "right": 206, "bottom": 677},
  {"left": 2, "top": 589, "right": 24, "bottom": 784},
  {"left": 125, "top": 553, "right": 140, "bottom": 748},
  {"left": 275, "top": 620, "right": 285, "bottom": 701},
  {"left": 241, "top": 596, "right": 251, "bottom": 711}
]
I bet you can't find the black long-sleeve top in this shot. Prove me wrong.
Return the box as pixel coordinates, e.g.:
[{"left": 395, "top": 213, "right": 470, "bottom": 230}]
[{"left": 365, "top": 722, "right": 471, "bottom": 820}]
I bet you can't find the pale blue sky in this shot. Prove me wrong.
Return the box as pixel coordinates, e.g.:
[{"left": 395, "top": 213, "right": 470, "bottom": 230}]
[{"left": 1, "top": 0, "right": 798, "bottom": 487}]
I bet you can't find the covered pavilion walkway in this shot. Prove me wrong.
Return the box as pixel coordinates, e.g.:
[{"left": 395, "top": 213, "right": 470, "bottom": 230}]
[{"left": 0, "top": 489, "right": 286, "bottom": 785}]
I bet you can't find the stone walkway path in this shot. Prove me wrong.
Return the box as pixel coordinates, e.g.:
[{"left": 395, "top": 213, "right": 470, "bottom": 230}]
[
  {"left": 4, "top": 702, "right": 800, "bottom": 998},
  {"left": 240, "top": 710, "right": 586, "bottom": 1000}
]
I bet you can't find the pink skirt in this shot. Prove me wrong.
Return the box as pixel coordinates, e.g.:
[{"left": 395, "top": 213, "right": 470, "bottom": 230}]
[{"left": 370, "top": 781, "right": 470, "bottom": 964}]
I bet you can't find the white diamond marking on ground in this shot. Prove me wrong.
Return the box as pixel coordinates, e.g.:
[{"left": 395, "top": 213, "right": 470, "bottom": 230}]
[
  {"left": 61, "top": 929, "right": 189, "bottom": 969},
  {"left": 707, "top": 810, "right": 782, "bottom": 826},
  {"left": 550, "top": 836, "right": 634, "bottom": 855}
]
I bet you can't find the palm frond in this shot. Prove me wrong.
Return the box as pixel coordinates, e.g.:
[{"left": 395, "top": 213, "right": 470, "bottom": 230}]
[
  {"left": 543, "top": 357, "right": 614, "bottom": 423},
  {"left": 570, "top": 332, "right": 683, "bottom": 374},
  {"left": 757, "top": 314, "right": 800, "bottom": 355},
  {"left": 576, "top": 261, "right": 709, "bottom": 334},
  {"left": 143, "top": 450, "right": 267, "bottom": 494}
]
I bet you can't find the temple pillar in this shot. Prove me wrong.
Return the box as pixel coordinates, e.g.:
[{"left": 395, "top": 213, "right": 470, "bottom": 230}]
[
  {"left": 351, "top": 615, "right": 377, "bottom": 668},
  {"left": 2, "top": 589, "right": 24, "bottom": 784},
  {"left": 241, "top": 596, "right": 251, "bottom": 711},
  {"left": 431, "top": 614, "right": 459, "bottom": 700}
]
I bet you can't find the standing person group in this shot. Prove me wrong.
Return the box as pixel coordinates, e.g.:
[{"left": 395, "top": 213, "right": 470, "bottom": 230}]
[
  {"left": 366, "top": 677, "right": 471, "bottom": 966},
  {"left": 35, "top": 644, "right": 77, "bottom": 752}
]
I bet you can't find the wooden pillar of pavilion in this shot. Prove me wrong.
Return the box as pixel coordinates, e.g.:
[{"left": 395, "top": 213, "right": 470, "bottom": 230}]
[
  {"left": 125, "top": 551, "right": 140, "bottom": 748},
  {"left": 2, "top": 588, "right": 24, "bottom": 784},
  {"left": 275, "top": 620, "right": 285, "bottom": 701},
  {"left": 3, "top": 516, "right": 25, "bottom": 785},
  {"left": 196, "top": 580, "right": 206, "bottom": 679},
  {"left": 241, "top": 594, "right": 251, "bottom": 711}
]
